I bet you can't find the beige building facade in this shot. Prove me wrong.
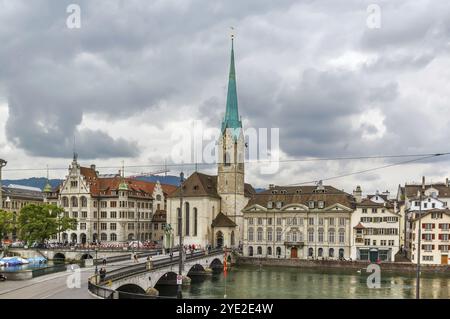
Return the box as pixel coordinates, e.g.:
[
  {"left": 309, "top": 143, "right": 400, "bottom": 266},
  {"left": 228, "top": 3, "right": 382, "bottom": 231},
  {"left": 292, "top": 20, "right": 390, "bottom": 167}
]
[{"left": 242, "top": 183, "right": 354, "bottom": 260}]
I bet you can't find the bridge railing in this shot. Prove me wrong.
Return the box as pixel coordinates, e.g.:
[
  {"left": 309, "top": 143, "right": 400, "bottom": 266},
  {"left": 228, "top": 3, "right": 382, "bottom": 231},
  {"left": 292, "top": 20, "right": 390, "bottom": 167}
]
[
  {"left": 88, "top": 279, "right": 116, "bottom": 299},
  {"left": 89, "top": 248, "right": 224, "bottom": 299},
  {"left": 101, "top": 249, "right": 222, "bottom": 283}
]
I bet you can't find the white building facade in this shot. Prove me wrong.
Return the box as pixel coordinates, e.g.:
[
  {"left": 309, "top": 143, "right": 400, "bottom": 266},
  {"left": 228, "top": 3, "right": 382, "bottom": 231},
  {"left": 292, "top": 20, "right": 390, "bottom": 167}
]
[{"left": 350, "top": 191, "right": 401, "bottom": 262}]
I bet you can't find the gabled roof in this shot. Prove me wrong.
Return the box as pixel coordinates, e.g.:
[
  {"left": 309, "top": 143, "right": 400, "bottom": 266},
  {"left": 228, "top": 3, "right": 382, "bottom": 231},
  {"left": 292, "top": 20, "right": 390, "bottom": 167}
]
[
  {"left": 411, "top": 208, "right": 450, "bottom": 222},
  {"left": 1, "top": 186, "right": 44, "bottom": 201},
  {"left": 404, "top": 183, "right": 450, "bottom": 198},
  {"left": 211, "top": 212, "right": 237, "bottom": 228},
  {"left": 169, "top": 172, "right": 220, "bottom": 199},
  {"left": 357, "top": 198, "right": 395, "bottom": 209},
  {"left": 168, "top": 171, "right": 255, "bottom": 199},
  {"left": 52, "top": 166, "right": 175, "bottom": 198},
  {"left": 353, "top": 222, "right": 366, "bottom": 229},
  {"left": 367, "top": 194, "right": 389, "bottom": 201}
]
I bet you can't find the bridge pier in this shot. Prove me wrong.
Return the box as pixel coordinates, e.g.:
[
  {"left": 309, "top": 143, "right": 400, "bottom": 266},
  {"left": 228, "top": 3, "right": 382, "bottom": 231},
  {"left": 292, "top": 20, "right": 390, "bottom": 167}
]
[
  {"left": 146, "top": 287, "right": 159, "bottom": 296},
  {"left": 182, "top": 275, "right": 191, "bottom": 286}
]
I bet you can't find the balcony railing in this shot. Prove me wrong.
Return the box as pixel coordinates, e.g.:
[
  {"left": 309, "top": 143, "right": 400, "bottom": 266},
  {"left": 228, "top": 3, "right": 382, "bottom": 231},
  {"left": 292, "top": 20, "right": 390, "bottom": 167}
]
[{"left": 284, "top": 241, "right": 305, "bottom": 247}]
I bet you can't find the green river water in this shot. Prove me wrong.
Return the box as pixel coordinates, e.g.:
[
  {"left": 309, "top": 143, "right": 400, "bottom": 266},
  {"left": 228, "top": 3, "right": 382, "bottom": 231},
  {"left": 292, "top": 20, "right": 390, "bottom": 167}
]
[{"left": 156, "top": 265, "right": 450, "bottom": 299}]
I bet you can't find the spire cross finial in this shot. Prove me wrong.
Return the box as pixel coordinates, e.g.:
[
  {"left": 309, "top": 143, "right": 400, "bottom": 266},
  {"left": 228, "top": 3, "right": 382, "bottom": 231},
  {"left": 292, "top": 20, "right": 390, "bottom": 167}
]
[{"left": 230, "top": 26, "right": 235, "bottom": 40}]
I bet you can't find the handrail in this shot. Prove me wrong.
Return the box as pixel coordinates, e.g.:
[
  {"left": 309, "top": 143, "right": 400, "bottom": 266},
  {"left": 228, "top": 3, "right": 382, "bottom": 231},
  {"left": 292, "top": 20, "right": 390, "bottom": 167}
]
[{"left": 102, "top": 249, "right": 222, "bottom": 283}]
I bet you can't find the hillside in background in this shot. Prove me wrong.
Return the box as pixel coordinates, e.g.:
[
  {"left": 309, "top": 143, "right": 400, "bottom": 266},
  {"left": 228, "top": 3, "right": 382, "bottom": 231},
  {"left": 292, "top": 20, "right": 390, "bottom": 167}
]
[
  {"left": 3, "top": 175, "right": 181, "bottom": 191},
  {"left": 3, "top": 175, "right": 266, "bottom": 192}
]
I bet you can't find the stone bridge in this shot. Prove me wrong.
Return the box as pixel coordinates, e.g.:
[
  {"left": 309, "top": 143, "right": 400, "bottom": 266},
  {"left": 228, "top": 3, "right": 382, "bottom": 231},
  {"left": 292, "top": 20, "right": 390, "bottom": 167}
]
[
  {"left": 89, "top": 249, "right": 234, "bottom": 298},
  {"left": 9, "top": 248, "right": 163, "bottom": 262}
]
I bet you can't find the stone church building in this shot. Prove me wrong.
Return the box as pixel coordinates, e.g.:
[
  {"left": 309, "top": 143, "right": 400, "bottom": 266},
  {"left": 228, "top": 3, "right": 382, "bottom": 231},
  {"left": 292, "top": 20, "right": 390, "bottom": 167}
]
[{"left": 166, "top": 37, "right": 255, "bottom": 250}]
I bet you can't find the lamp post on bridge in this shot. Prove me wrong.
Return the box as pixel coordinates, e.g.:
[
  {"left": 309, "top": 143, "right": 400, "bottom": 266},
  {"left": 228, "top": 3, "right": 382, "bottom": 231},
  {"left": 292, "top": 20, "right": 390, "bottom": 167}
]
[
  {"left": 177, "top": 171, "right": 184, "bottom": 299},
  {"left": 0, "top": 159, "right": 7, "bottom": 211}
]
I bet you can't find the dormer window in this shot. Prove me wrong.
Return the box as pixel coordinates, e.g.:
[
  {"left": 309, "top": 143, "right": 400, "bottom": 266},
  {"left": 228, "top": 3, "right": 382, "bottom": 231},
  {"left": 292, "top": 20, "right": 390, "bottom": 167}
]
[
  {"left": 296, "top": 189, "right": 302, "bottom": 194},
  {"left": 272, "top": 190, "right": 278, "bottom": 194},
  {"left": 309, "top": 201, "right": 315, "bottom": 209},
  {"left": 276, "top": 201, "right": 282, "bottom": 209},
  {"left": 267, "top": 201, "right": 273, "bottom": 209},
  {"left": 318, "top": 201, "right": 324, "bottom": 209}
]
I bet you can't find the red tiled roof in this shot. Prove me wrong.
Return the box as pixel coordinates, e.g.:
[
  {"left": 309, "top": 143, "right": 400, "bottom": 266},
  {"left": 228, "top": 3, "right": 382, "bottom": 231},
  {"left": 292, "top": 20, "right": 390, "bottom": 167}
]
[
  {"left": 353, "top": 222, "right": 366, "bottom": 229},
  {"left": 72, "top": 166, "right": 177, "bottom": 198}
]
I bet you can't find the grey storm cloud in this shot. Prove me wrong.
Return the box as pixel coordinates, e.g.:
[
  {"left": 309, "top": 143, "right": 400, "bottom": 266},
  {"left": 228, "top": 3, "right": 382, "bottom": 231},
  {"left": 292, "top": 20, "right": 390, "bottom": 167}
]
[{"left": 1, "top": 0, "right": 450, "bottom": 167}]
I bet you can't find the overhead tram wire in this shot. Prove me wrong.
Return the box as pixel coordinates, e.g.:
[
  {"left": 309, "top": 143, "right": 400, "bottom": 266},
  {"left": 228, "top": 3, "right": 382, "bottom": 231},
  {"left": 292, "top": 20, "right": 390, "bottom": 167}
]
[
  {"left": 3, "top": 151, "right": 450, "bottom": 173},
  {"left": 286, "top": 153, "right": 448, "bottom": 186}
]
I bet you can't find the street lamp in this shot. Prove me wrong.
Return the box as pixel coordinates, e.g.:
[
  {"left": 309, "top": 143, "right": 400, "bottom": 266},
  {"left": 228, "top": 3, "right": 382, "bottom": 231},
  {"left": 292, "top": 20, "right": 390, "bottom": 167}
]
[
  {"left": 0, "top": 159, "right": 7, "bottom": 210},
  {"left": 416, "top": 188, "right": 423, "bottom": 299},
  {"left": 177, "top": 171, "right": 184, "bottom": 299},
  {"left": 137, "top": 205, "right": 140, "bottom": 251}
]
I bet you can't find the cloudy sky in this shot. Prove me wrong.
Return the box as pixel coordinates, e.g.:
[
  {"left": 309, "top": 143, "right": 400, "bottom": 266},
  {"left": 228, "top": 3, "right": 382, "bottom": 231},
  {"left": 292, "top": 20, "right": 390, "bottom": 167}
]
[{"left": 1, "top": 0, "right": 450, "bottom": 194}]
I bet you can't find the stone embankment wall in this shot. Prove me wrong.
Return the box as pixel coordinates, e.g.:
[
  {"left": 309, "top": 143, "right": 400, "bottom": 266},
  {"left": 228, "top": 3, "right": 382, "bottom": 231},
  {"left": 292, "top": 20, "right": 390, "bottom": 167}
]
[{"left": 236, "top": 257, "right": 450, "bottom": 274}]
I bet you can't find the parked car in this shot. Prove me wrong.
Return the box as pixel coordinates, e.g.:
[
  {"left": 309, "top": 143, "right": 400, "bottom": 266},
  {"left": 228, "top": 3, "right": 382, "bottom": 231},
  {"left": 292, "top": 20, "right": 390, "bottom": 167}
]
[{"left": 0, "top": 274, "right": 7, "bottom": 281}]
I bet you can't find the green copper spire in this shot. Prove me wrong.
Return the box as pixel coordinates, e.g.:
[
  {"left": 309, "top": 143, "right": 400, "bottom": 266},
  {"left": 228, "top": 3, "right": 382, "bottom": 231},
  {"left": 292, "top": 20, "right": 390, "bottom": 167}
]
[
  {"left": 221, "top": 35, "right": 242, "bottom": 140},
  {"left": 43, "top": 165, "right": 52, "bottom": 193},
  {"left": 118, "top": 161, "right": 129, "bottom": 191}
]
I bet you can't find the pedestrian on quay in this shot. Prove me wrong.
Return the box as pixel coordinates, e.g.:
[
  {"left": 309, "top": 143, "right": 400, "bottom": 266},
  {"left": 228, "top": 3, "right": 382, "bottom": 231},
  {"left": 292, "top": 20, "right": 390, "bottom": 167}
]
[
  {"left": 102, "top": 258, "right": 107, "bottom": 266},
  {"left": 99, "top": 268, "right": 106, "bottom": 281},
  {"left": 133, "top": 254, "right": 138, "bottom": 263}
]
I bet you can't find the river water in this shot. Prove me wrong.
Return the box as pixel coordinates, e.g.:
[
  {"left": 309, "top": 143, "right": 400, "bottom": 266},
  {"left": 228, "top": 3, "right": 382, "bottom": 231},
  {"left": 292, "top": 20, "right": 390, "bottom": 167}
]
[{"left": 157, "top": 265, "right": 450, "bottom": 299}]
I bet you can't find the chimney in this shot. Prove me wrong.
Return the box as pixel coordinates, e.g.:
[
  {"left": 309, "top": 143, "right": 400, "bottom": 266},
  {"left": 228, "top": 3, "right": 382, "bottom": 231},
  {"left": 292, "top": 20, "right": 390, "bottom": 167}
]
[
  {"left": 269, "top": 184, "right": 275, "bottom": 189},
  {"left": 422, "top": 176, "right": 425, "bottom": 189},
  {"left": 353, "top": 185, "right": 362, "bottom": 203},
  {"left": 90, "top": 164, "right": 96, "bottom": 171},
  {"left": 446, "top": 178, "right": 449, "bottom": 187},
  {"left": 382, "top": 190, "right": 390, "bottom": 199},
  {"left": 394, "top": 201, "right": 398, "bottom": 212}
]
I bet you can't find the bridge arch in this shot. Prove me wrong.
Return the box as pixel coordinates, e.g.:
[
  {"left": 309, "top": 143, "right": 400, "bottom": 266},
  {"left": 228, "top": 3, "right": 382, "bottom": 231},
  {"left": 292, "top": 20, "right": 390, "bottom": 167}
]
[
  {"left": 155, "top": 271, "right": 178, "bottom": 286},
  {"left": 81, "top": 253, "right": 93, "bottom": 260},
  {"left": 116, "top": 284, "right": 146, "bottom": 295},
  {"left": 187, "top": 263, "right": 205, "bottom": 276},
  {"left": 209, "top": 258, "right": 223, "bottom": 271},
  {"left": 53, "top": 253, "right": 66, "bottom": 261}
]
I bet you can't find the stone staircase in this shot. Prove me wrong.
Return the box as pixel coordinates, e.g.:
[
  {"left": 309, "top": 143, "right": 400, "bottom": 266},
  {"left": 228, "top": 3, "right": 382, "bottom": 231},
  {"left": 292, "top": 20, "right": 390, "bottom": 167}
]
[{"left": 394, "top": 250, "right": 410, "bottom": 262}]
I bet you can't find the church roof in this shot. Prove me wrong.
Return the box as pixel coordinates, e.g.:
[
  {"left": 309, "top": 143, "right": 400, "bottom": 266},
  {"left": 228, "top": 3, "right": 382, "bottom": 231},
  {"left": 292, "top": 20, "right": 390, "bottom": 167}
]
[
  {"left": 168, "top": 172, "right": 255, "bottom": 199},
  {"left": 211, "top": 212, "right": 237, "bottom": 228},
  {"left": 221, "top": 37, "right": 242, "bottom": 141},
  {"left": 168, "top": 172, "right": 221, "bottom": 199}
]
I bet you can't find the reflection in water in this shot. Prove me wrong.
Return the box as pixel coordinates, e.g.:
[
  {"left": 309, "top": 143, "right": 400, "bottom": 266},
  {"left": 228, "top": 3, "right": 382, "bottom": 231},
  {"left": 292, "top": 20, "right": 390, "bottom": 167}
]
[{"left": 159, "top": 265, "right": 450, "bottom": 299}]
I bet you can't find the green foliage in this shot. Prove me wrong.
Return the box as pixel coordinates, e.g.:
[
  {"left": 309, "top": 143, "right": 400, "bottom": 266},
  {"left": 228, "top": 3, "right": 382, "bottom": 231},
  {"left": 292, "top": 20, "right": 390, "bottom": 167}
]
[
  {"left": 18, "top": 204, "right": 77, "bottom": 245},
  {"left": 0, "top": 210, "right": 15, "bottom": 240}
]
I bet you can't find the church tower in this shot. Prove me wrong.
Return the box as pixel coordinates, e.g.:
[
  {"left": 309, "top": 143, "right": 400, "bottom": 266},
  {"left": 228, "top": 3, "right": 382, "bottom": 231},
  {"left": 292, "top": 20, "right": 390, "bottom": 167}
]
[{"left": 217, "top": 34, "right": 245, "bottom": 229}]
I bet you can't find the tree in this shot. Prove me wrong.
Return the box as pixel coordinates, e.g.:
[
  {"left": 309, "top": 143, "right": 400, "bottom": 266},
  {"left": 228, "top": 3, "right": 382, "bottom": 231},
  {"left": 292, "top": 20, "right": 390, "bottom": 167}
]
[
  {"left": 18, "top": 204, "right": 77, "bottom": 245},
  {"left": 0, "top": 210, "right": 14, "bottom": 240}
]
